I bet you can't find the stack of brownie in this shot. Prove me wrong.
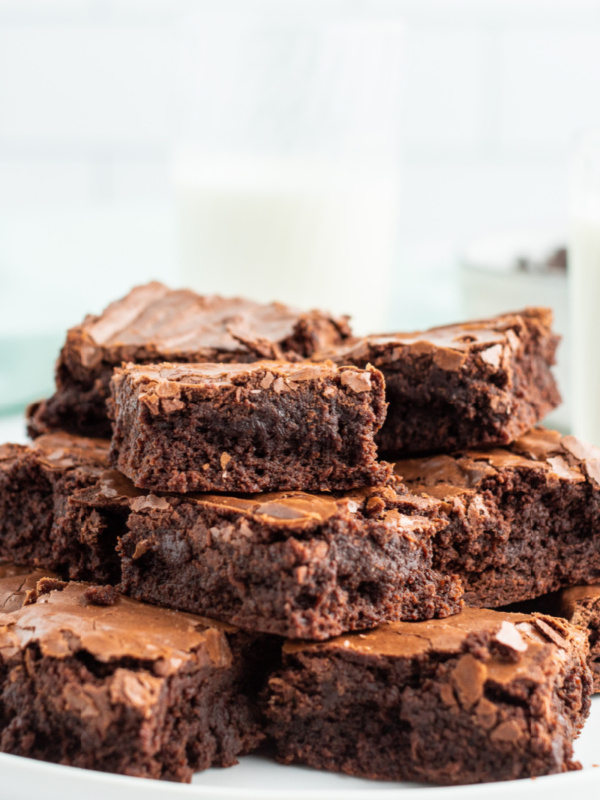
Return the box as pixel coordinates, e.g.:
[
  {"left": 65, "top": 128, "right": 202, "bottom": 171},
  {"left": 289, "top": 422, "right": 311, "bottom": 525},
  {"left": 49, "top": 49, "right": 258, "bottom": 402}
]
[{"left": 0, "top": 281, "right": 596, "bottom": 785}]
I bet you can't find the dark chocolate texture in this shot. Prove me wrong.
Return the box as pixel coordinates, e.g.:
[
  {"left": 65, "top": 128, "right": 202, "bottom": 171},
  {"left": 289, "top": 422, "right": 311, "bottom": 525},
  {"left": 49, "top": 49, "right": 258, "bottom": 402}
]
[
  {"left": 0, "top": 433, "right": 116, "bottom": 582},
  {"left": 0, "top": 577, "right": 275, "bottom": 781},
  {"left": 266, "top": 607, "right": 592, "bottom": 785},
  {"left": 318, "top": 307, "right": 560, "bottom": 455},
  {"left": 394, "top": 427, "right": 600, "bottom": 607},
  {"left": 509, "top": 585, "right": 600, "bottom": 694},
  {"left": 0, "top": 434, "right": 462, "bottom": 639},
  {"left": 109, "top": 360, "right": 391, "bottom": 493},
  {"left": 0, "top": 562, "right": 54, "bottom": 612},
  {"left": 27, "top": 282, "right": 352, "bottom": 438},
  {"left": 116, "top": 482, "right": 462, "bottom": 639}
]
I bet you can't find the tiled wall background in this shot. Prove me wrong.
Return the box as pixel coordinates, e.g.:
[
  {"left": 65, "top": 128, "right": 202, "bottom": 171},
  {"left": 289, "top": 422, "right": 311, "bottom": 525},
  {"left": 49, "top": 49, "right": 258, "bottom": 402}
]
[{"left": 1, "top": 0, "right": 599, "bottom": 336}]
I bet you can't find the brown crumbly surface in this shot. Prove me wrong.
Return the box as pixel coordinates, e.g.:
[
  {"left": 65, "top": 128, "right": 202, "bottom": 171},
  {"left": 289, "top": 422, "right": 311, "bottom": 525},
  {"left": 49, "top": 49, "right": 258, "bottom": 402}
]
[
  {"left": 27, "top": 282, "right": 352, "bottom": 439},
  {"left": 557, "top": 586, "right": 600, "bottom": 692},
  {"left": 116, "top": 483, "right": 462, "bottom": 639},
  {"left": 317, "top": 308, "right": 560, "bottom": 456},
  {"left": 0, "top": 579, "right": 274, "bottom": 781},
  {"left": 109, "top": 360, "right": 391, "bottom": 493},
  {"left": 510, "top": 585, "right": 600, "bottom": 693},
  {"left": 393, "top": 427, "right": 600, "bottom": 608},
  {"left": 266, "top": 607, "right": 592, "bottom": 785},
  {"left": 0, "top": 435, "right": 461, "bottom": 638},
  {"left": 0, "top": 433, "right": 117, "bottom": 582},
  {"left": 0, "top": 562, "right": 54, "bottom": 612}
]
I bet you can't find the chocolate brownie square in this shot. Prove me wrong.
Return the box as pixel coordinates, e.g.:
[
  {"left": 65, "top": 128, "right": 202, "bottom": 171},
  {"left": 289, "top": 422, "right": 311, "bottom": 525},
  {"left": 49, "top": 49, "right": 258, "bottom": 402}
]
[
  {"left": 109, "top": 361, "right": 391, "bottom": 493},
  {"left": 0, "top": 435, "right": 462, "bottom": 638},
  {"left": 116, "top": 484, "right": 462, "bottom": 639},
  {"left": 27, "top": 282, "right": 352, "bottom": 438},
  {"left": 394, "top": 427, "right": 600, "bottom": 607},
  {"left": 319, "top": 308, "right": 560, "bottom": 455},
  {"left": 0, "top": 579, "right": 274, "bottom": 781},
  {"left": 0, "top": 433, "right": 116, "bottom": 582},
  {"left": 266, "top": 608, "right": 591, "bottom": 785}
]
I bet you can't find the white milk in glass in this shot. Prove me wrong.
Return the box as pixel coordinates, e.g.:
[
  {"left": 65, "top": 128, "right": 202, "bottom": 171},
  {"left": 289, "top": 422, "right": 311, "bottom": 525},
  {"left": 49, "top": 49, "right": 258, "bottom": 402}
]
[
  {"left": 175, "top": 155, "right": 399, "bottom": 335},
  {"left": 570, "top": 133, "right": 600, "bottom": 443},
  {"left": 570, "top": 215, "right": 600, "bottom": 442}
]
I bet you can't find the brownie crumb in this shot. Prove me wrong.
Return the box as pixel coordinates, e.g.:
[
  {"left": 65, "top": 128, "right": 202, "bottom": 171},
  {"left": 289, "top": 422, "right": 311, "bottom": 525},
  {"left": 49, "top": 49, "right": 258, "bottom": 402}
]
[
  {"left": 22, "top": 589, "right": 38, "bottom": 606},
  {"left": 35, "top": 577, "right": 67, "bottom": 596},
  {"left": 83, "top": 584, "right": 118, "bottom": 606}
]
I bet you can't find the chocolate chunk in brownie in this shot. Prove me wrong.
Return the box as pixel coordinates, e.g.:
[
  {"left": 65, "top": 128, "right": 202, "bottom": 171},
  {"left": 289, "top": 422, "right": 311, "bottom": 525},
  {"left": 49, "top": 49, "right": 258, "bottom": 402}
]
[
  {"left": 109, "top": 360, "right": 391, "bottom": 493},
  {"left": 394, "top": 427, "right": 600, "bottom": 608},
  {"left": 266, "top": 607, "right": 591, "bottom": 785},
  {"left": 318, "top": 308, "right": 560, "bottom": 456},
  {"left": 27, "top": 282, "right": 352, "bottom": 439},
  {"left": 0, "top": 579, "right": 277, "bottom": 781},
  {"left": 0, "top": 433, "right": 117, "bottom": 582}
]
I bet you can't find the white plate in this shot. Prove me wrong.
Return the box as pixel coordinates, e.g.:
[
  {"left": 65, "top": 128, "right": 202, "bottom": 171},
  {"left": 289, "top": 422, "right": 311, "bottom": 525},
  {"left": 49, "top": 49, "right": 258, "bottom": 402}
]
[{"left": 1, "top": 415, "right": 599, "bottom": 799}]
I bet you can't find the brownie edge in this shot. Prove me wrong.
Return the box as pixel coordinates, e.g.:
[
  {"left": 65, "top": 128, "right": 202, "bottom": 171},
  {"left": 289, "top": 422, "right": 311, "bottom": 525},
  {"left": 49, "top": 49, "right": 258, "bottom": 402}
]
[
  {"left": 266, "top": 608, "right": 591, "bottom": 785},
  {"left": 318, "top": 307, "right": 560, "bottom": 456},
  {"left": 27, "top": 282, "right": 352, "bottom": 438},
  {"left": 109, "top": 360, "right": 392, "bottom": 493},
  {"left": 0, "top": 579, "right": 273, "bottom": 781}
]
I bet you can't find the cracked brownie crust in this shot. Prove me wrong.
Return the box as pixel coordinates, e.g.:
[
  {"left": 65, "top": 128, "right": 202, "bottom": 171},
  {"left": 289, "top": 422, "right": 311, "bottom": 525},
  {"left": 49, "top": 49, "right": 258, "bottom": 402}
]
[
  {"left": 0, "top": 435, "right": 461, "bottom": 639},
  {"left": 117, "top": 483, "right": 462, "bottom": 639},
  {"left": 394, "top": 427, "right": 600, "bottom": 607},
  {"left": 318, "top": 308, "right": 560, "bottom": 456},
  {"left": 514, "top": 585, "right": 600, "bottom": 693},
  {"left": 266, "top": 607, "right": 592, "bottom": 785},
  {"left": 0, "top": 434, "right": 117, "bottom": 582},
  {"left": 109, "top": 360, "right": 391, "bottom": 493},
  {"left": 0, "top": 577, "right": 274, "bottom": 781},
  {"left": 27, "top": 282, "right": 352, "bottom": 439}
]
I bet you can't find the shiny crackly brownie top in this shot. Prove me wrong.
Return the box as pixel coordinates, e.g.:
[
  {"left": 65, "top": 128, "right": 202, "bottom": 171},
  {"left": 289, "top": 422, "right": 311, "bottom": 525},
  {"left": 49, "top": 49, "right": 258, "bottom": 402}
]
[
  {"left": 112, "top": 360, "right": 379, "bottom": 396},
  {"left": 393, "top": 427, "right": 600, "bottom": 500},
  {"left": 79, "top": 470, "right": 437, "bottom": 534},
  {"left": 64, "top": 281, "right": 351, "bottom": 367},
  {"left": 556, "top": 584, "right": 600, "bottom": 621},
  {"left": 316, "top": 307, "right": 556, "bottom": 373},
  {"left": 0, "top": 562, "right": 53, "bottom": 613},
  {"left": 0, "top": 580, "right": 233, "bottom": 673},
  {"left": 284, "top": 606, "right": 582, "bottom": 672},
  {"left": 0, "top": 432, "right": 109, "bottom": 473}
]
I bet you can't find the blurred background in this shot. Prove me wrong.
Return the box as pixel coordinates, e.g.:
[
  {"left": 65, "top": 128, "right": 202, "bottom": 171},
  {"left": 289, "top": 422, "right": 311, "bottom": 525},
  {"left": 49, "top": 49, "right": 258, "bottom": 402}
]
[{"left": 1, "top": 0, "right": 599, "bottom": 433}]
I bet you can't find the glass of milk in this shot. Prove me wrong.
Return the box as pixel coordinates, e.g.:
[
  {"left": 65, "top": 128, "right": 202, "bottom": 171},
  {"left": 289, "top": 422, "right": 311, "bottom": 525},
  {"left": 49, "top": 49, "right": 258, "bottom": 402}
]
[
  {"left": 569, "top": 131, "right": 600, "bottom": 443},
  {"left": 172, "top": 3, "right": 404, "bottom": 335}
]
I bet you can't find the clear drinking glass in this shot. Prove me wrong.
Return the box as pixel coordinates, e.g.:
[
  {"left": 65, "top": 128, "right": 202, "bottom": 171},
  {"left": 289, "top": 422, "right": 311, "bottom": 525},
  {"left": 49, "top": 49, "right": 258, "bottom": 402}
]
[
  {"left": 569, "top": 131, "right": 600, "bottom": 442},
  {"left": 172, "top": 2, "right": 404, "bottom": 335}
]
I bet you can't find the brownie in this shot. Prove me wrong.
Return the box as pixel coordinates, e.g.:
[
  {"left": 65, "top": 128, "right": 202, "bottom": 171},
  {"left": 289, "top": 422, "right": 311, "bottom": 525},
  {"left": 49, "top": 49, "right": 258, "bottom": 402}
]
[
  {"left": 27, "top": 281, "right": 352, "bottom": 439},
  {"left": 318, "top": 308, "right": 560, "bottom": 456},
  {"left": 0, "top": 578, "right": 275, "bottom": 781},
  {"left": 0, "top": 433, "right": 117, "bottom": 582},
  {"left": 109, "top": 361, "right": 391, "bottom": 493},
  {"left": 0, "top": 435, "right": 462, "bottom": 638},
  {"left": 266, "top": 607, "right": 592, "bottom": 785},
  {"left": 394, "top": 427, "right": 600, "bottom": 608},
  {"left": 509, "top": 585, "right": 600, "bottom": 694},
  {"left": 116, "top": 484, "right": 462, "bottom": 639}
]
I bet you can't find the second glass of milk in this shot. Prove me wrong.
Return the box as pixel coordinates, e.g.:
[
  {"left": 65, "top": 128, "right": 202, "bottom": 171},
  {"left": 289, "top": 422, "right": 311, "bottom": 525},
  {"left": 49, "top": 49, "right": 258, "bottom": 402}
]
[
  {"left": 570, "top": 132, "right": 600, "bottom": 443},
  {"left": 172, "top": 4, "right": 404, "bottom": 336}
]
